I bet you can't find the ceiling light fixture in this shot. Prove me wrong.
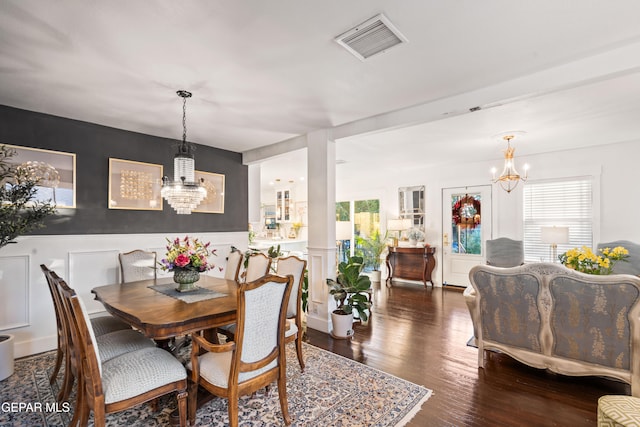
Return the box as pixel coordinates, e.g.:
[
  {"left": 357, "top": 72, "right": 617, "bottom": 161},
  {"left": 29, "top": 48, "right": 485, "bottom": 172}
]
[
  {"left": 161, "top": 90, "right": 207, "bottom": 214},
  {"left": 490, "top": 135, "right": 529, "bottom": 193}
]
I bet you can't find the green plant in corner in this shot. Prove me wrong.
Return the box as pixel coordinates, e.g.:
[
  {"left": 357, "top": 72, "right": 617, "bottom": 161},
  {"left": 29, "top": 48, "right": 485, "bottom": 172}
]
[
  {"left": 326, "top": 255, "right": 372, "bottom": 322},
  {"left": 356, "top": 230, "right": 388, "bottom": 271},
  {"left": 0, "top": 145, "right": 56, "bottom": 249}
]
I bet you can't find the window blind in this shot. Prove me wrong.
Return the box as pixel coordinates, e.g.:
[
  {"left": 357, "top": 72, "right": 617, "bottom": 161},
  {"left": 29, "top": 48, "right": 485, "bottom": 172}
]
[{"left": 523, "top": 177, "right": 593, "bottom": 262}]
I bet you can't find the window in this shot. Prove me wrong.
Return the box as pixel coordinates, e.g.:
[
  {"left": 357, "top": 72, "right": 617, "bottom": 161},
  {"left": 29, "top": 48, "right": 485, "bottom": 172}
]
[{"left": 523, "top": 177, "right": 593, "bottom": 262}]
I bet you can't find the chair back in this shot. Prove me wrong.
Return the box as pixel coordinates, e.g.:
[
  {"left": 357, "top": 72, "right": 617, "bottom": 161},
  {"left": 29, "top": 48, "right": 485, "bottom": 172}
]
[
  {"left": 225, "top": 250, "right": 243, "bottom": 282},
  {"left": 41, "top": 264, "right": 65, "bottom": 340},
  {"left": 244, "top": 253, "right": 271, "bottom": 282},
  {"left": 234, "top": 274, "right": 293, "bottom": 383},
  {"left": 119, "top": 250, "right": 157, "bottom": 283},
  {"left": 486, "top": 237, "right": 524, "bottom": 267},
  {"left": 276, "top": 256, "right": 307, "bottom": 318},
  {"left": 597, "top": 240, "right": 640, "bottom": 276}
]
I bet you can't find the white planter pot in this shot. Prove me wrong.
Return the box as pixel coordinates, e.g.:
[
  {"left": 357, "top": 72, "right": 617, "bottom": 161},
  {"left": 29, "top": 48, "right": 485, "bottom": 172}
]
[
  {"left": 0, "top": 335, "right": 14, "bottom": 381},
  {"left": 330, "top": 311, "right": 354, "bottom": 339},
  {"left": 368, "top": 270, "right": 381, "bottom": 282}
]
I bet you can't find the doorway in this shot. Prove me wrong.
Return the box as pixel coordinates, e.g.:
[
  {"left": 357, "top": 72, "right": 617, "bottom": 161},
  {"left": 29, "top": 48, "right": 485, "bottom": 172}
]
[{"left": 441, "top": 186, "right": 492, "bottom": 287}]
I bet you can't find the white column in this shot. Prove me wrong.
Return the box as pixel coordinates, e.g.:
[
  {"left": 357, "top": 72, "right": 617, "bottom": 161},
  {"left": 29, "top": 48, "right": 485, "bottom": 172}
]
[
  {"left": 305, "top": 129, "right": 336, "bottom": 334},
  {"left": 247, "top": 163, "right": 261, "bottom": 224}
]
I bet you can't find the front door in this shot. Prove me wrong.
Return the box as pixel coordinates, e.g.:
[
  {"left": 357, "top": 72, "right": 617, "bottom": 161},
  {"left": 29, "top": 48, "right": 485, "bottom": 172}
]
[{"left": 442, "top": 186, "right": 492, "bottom": 287}]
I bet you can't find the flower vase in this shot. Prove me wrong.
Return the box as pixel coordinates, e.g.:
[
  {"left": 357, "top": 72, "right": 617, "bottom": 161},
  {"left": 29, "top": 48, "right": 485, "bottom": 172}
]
[{"left": 173, "top": 269, "right": 200, "bottom": 292}]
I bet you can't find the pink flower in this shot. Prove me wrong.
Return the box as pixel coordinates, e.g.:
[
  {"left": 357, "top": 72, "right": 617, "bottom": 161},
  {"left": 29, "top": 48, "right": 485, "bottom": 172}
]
[{"left": 174, "top": 253, "right": 191, "bottom": 268}]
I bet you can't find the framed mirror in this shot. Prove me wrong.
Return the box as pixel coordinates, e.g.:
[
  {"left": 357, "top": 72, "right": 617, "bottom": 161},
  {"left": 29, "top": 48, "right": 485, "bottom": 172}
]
[{"left": 399, "top": 185, "right": 425, "bottom": 230}]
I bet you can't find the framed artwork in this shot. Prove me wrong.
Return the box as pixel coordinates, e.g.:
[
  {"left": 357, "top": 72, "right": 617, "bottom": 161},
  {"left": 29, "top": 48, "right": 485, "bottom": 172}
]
[
  {"left": 3, "top": 144, "right": 76, "bottom": 208},
  {"left": 193, "top": 171, "right": 225, "bottom": 213},
  {"left": 108, "top": 158, "right": 163, "bottom": 211}
]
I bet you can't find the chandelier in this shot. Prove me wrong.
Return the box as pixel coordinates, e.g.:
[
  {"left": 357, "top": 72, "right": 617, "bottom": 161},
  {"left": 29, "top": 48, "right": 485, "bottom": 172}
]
[
  {"left": 490, "top": 135, "right": 529, "bottom": 193},
  {"left": 161, "top": 90, "right": 207, "bottom": 214}
]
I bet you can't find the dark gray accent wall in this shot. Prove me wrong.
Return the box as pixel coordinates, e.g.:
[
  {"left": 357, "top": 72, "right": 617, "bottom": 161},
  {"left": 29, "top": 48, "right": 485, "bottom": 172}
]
[{"left": 0, "top": 105, "right": 248, "bottom": 234}]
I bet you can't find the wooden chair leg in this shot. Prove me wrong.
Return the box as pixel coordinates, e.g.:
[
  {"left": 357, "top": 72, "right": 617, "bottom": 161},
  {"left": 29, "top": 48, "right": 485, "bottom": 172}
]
[
  {"left": 277, "top": 370, "right": 291, "bottom": 425},
  {"left": 58, "top": 354, "right": 74, "bottom": 402},
  {"left": 50, "top": 341, "right": 63, "bottom": 384},
  {"left": 177, "top": 390, "right": 188, "bottom": 427},
  {"left": 228, "top": 395, "right": 239, "bottom": 427},
  {"left": 188, "top": 380, "right": 198, "bottom": 424},
  {"left": 295, "top": 335, "right": 305, "bottom": 372}
]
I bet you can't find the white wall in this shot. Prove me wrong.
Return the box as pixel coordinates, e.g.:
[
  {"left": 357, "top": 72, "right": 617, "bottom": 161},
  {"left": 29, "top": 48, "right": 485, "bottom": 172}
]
[
  {"left": 0, "top": 231, "right": 248, "bottom": 357},
  {"left": 336, "top": 140, "right": 640, "bottom": 285}
]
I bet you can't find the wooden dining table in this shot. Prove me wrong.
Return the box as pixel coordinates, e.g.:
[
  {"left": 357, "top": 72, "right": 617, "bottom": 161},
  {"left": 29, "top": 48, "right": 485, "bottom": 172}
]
[{"left": 91, "top": 275, "right": 238, "bottom": 341}]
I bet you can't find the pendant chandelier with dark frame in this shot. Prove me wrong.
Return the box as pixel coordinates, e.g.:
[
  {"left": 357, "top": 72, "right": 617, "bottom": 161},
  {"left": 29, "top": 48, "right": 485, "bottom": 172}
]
[
  {"left": 161, "top": 90, "right": 207, "bottom": 214},
  {"left": 490, "top": 134, "right": 529, "bottom": 193}
]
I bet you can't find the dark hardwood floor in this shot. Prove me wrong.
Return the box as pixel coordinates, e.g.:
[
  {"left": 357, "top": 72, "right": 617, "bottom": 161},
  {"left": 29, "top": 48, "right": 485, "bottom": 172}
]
[{"left": 304, "top": 281, "right": 628, "bottom": 426}]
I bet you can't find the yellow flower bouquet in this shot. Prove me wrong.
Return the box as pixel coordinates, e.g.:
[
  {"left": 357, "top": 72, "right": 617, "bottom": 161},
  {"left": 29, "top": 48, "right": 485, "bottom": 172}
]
[{"left": 559, "top": 245, "right": 629, "bottom": 275}]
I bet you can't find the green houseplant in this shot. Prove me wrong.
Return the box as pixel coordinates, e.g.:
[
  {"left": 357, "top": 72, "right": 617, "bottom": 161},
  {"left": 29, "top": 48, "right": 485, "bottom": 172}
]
[
  {"left": 326, "top": 255, "right": 372, "bottom": 338},
  {"left": 356, "top": 230, "right": 388, "bottom": 281},
  {"left": 0, "top": 145, "right": 56, "bottom": 249}
]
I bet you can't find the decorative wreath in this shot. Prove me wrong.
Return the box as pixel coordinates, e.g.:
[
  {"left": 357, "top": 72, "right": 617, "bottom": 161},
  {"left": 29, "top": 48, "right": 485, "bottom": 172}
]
[{"left": 452, "top": 195, "right": 481, "bottom": 229}]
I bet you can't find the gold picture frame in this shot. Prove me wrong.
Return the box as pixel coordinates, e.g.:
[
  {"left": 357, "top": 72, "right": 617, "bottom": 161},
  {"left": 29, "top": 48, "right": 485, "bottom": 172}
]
[
  {"left": 108, "top": 158, "right": 163, "bottom": 211},
  {"left": 193, "top": 170, "right": 225, "bottom": 214},
  {"left": 3, "top": 144, "right": 76, "bottom": 208}
]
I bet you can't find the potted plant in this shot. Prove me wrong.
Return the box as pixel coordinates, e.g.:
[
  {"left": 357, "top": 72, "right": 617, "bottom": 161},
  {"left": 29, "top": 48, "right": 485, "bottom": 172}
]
[
  {"left": 407, "top": 228, "right": 425, "bottom": 246},
  {"left": 326, "top": 256, "right": 372, "bottom": 339},
  {"left": 357, "top": 230, "right": 388, "bottom": 282},
  {"left": 0, "top": 145, "right": 57, "bottom": 249}
]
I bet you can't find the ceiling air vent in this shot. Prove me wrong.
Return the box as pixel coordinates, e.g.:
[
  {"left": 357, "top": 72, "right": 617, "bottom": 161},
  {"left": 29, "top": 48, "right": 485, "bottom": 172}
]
[{"left": 335, "top": 13, "right": 408, "bottom": 61}]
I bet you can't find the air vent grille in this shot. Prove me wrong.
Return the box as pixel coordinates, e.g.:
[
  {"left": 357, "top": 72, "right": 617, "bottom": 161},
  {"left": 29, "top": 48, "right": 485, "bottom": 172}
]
[{"left": 335, "top": 13, "right": 407, "bottom": 61}]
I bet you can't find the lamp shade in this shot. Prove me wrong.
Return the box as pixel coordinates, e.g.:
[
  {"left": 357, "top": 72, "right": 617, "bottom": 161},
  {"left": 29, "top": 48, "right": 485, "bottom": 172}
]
[
  {"left": 387, "top": 218, "right": 412, "bottom": 231},
  {"left": 541, "top": 226, "right": 569, "bottom": 245},
  {"left": 336, "top": 221, "right": 352, "bottom": 240}
]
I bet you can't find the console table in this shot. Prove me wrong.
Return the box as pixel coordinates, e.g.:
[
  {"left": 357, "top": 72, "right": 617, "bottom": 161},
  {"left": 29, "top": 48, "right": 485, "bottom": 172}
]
[{"left": 386, "top": 245, "right": 436, "bottom": 287}]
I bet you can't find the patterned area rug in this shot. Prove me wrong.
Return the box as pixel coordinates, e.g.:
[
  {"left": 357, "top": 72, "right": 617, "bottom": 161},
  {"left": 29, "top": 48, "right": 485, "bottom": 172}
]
[{"left": 0, "top": 342, "right": 431, "bottom": 426}]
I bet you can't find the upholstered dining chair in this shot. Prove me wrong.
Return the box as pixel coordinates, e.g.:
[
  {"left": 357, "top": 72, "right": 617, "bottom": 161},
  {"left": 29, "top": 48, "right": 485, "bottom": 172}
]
[
  {"left": 244, "top": 252, "right": 272, "bottom": 282},
  {"left": 118, "top": 249, "right": 157, "bottom": 283},
  {"left": 225, "top": 249, "right": 243, "bottom": 283},
  {"left": 40, "top": 265, "right": 132, "bottom": 394},
  {"left": 187, "top": 274, "right": 293, "bottom": 427},
  {"left": 276, "top": 255, "right": 307, "bottom": 371},
  {"left": 44, "top": 267, "right": 157, "bottom": 404},
  {"left": 597, "top": 240, "right": 640, "bottom": 276},
  {"left": 57, "top": 276, "right": 188, "bottom": 427},
  {"left": 485, "top": 237, "right": 525, "bottom": 268}
]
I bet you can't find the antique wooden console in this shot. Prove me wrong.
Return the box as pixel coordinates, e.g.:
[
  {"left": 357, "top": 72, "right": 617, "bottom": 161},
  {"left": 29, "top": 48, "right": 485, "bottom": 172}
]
[{"left": 385, "top": 245, "right": 436, "bottom": 287}]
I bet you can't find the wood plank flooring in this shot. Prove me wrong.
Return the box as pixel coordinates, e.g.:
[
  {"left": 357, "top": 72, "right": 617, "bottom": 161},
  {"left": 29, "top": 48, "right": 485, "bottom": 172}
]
[{"left": 304, "top": 281, "right": 629, "bottom": 426}]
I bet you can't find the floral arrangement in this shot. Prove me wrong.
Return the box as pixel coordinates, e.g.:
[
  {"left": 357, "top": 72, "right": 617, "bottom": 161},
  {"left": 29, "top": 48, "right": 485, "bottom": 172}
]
[
  {"left": 407, "top": 228, "right": 425, "bottom": 241},
  {"left": 160, "top": 236, "right": 216, "bottom": 272},
  {"left": 559, "top": 245, "right": 629, "bottom": 275}
]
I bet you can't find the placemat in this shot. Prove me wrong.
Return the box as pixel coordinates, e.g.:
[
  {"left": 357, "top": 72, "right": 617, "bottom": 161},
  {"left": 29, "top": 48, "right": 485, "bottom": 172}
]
[{"left": 149, "top": 283, "right": 228, "bottom": 303}]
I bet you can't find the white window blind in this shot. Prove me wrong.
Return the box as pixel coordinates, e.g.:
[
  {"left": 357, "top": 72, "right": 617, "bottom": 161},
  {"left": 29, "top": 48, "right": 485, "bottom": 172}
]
[{"left": 523, "top": 177, "right": 593, "bottom": 262}]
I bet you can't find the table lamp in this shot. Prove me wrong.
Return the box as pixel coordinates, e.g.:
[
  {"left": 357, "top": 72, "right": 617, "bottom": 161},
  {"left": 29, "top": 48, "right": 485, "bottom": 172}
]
[
  {"left": 336, "top": 221, "right": 352, "bottom": 263},
  {"left": 387, "top": 218, "right": 412, "bottom": 246},
  {"left": 541, "top": 226, "right": 569, "bottom": 263}
]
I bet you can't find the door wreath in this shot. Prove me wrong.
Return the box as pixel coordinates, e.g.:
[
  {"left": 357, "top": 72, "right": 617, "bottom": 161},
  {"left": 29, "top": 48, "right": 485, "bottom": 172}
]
[{"left": 452, "top": 195, "right": 481, "bottom": 228}]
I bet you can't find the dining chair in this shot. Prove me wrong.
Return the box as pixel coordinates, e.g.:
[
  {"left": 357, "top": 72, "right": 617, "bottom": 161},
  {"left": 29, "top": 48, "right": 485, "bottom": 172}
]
[
  {"left": 225, "top": 249, "right": 243, "bottom": 282},
  {"left": 118, "top": 249, "right": 157, "bottom": 283},
  {"left": 187, "top": 273, "right": 293, "bottom": 427},
  {"left": 276, "top": 255, "right": 307, "bottom": 372},
  {"left": 485, "top": 237, "right": 525, "bottom": 267},
  {"left": 244, "top": 252, "right": 272, "bottom": 282},
  {"left": 57, "top": 276, "right": 188, "bottom": 427},
  {"left": 43, "top": 266, "right": 157, "bottom": 403},
  {"left": 40, "top": 265, "right": 132, "bottom": 392}
]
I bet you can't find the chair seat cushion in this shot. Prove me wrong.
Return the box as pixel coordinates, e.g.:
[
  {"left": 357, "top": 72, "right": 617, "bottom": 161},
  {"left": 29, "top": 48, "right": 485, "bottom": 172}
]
[
  {"left": 91, "top": 316, "right": 132, "bottom": 337},
  {"left": 285, "top": 319, "right": 298, "bottom": 338},
  {"left": 187, "top": 351, "right": 276, "bottom": 388},
  {"left": 97, "top": 329, "right": 156, "bottom": 363},
  {"left": 102, "top": 347, "right": 186, "bottom": 404}
]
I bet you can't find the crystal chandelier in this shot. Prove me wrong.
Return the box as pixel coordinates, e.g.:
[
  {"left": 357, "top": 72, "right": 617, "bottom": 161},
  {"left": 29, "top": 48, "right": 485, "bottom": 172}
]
[
  {"left": 161, "top": 90, "right": 207, "bottom": 214},
  {"left": 490, "top": 135, "right": 529, "bottom": 193}
]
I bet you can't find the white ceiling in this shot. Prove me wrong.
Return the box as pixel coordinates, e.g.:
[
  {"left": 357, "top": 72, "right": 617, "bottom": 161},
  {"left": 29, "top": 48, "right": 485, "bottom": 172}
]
[{"left": 2, "top": 1, "right": 640, "bottom": 191}]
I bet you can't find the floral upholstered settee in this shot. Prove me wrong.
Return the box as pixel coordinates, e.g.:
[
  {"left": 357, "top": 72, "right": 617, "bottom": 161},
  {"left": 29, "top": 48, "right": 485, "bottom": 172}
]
[{"left": 464, "top": 262, "right": 640, "bottom": 396}]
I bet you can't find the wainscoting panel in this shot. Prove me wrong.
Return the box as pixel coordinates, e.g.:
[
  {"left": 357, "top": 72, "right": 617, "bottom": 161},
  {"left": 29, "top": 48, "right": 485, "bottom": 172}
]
[
  {"left": 69, "top": 249, "right": 120, "bottom": 314},
  {"left": 0, "top": 255, "right": 30, "bottom": 330}
]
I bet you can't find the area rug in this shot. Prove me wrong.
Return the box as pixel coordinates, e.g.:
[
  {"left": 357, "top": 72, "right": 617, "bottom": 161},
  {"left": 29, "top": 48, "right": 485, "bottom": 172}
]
[{"left": 0, "top": 342, "right": 432, "bottom": 426}]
